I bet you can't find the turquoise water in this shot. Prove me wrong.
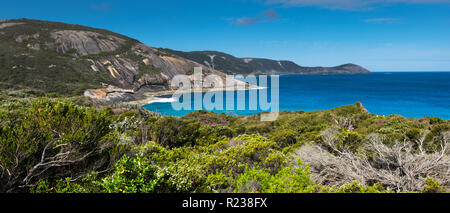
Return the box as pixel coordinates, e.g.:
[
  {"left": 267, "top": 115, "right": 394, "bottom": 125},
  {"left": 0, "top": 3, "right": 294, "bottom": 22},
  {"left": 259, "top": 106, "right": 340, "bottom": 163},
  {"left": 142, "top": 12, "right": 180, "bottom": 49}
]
[{"left": 143, "top": 72, "right": 450, "bottom": 120}]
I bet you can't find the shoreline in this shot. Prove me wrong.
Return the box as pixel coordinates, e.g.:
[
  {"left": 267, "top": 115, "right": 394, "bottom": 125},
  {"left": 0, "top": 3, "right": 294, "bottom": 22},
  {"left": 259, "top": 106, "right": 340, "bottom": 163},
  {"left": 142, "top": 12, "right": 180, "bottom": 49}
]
[{"left": 126, "top": 84, "right": 265, "bottom": 106}]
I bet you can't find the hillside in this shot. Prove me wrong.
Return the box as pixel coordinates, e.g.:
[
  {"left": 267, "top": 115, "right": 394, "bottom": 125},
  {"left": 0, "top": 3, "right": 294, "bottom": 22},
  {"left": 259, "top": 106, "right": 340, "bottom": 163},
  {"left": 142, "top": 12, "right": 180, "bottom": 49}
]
[
  {"left": 0, "top": 19, "right": 370, "bottom": 104},
  {"left": 160, "top": 49, "right": 371, "bottom": 75},
  {"left": 0, "top": 19, "right": 232, "bottom": 103},
  {"left": 0, "top": 19, "right": 448, "bottom": 196}
]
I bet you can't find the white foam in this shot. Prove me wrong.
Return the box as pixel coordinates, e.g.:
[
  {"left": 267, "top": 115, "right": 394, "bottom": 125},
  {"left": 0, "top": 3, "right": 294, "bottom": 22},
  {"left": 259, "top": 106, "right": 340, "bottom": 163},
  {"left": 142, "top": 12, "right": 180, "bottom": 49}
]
[{"left": 148, "top": 97, "right": 177, "bottom": 104}]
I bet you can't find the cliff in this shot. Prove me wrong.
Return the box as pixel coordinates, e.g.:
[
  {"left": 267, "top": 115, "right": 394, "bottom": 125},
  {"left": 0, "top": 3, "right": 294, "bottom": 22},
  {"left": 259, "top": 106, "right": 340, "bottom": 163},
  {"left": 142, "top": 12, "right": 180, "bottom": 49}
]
[{"left": 0, "top": 19, "right": 235, "bottom": 103}]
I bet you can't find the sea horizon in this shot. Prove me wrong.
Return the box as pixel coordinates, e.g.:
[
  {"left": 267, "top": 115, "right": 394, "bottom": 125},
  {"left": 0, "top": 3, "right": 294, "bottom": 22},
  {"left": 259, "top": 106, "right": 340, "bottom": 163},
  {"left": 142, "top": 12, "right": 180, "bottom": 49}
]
[
  {"left": 144, "top": 72, "right": 450, "bottom": 120},
  {"left": 371, "top": 71, "right": 450, "bottom": 73}
]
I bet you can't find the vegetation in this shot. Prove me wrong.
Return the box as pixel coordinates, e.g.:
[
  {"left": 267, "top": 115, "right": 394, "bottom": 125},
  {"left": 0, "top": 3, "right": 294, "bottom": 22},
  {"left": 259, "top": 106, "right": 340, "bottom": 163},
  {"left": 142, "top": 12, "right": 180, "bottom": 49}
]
[
  {"left": 0, "top": 19, "right": 122, "bottom": 95},
  {"left": 160, "top": 49, "right": 256, "bottom": 75},
  {"left": 0, "top": 89, "right": 448, "bottom": 193},
  {"left": 0, "top": 18, "right": 445, "bottom": 194},
  {"left": 0, "top": 97, "right": 126, "bottom": 192},
  {"left": 136, "top": 65, "right": 161, "bottom": 79},
  {"left": 0, "top": 44, "right": 113, "bottom": 95},
  {"left": 0, "top": 19, "right": 150, "bottom": 96},
  {"left": 160, "top": 49, "right": 370, "bottom": 75}
]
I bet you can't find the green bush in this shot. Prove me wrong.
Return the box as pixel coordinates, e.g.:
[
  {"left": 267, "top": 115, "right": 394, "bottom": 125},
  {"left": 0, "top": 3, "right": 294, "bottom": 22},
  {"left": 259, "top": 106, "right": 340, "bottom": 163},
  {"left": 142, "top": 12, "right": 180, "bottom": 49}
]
[
  {"left": 151, "top": 117, "right": 201, "bottom": 148},
  {"left": 328, "top": 181, "right": 390, "bottom": 193},
  {"left": 234, "top": 160, "right": 314, "bottom": 193},
  {"left": 98, "top": 154, "right": 162, "bottom": 193},
  {"left": 270, "top": 128, "right": 298, "bottom": 147},
  {"left": 335, "top": 131, "right": 366, "bottom": 152},
  {"left": 422, "top": 178, "right": 444, "bottom": 193},
  {"left": 405, "top": 128, "right": 422, "bottom": 141},
  {"left": 2, "top": 97, "right": 447, "bottom": 194},
  {"left": 0, "top": 99, "right": 123, "bottom": 192},
  {"left": 31, "top": 177, "right": 89, "bottom": 193}
]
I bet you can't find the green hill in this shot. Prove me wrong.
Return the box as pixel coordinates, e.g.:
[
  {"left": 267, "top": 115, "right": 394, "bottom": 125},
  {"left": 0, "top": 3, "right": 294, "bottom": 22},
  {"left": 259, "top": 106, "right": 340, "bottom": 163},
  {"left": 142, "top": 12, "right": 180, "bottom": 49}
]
[
  {"left": 0, "top": 19, "right": 214, "bottom": 97},
  {"left": 161, "top": 48, "right": 371, "bottom": 75}
]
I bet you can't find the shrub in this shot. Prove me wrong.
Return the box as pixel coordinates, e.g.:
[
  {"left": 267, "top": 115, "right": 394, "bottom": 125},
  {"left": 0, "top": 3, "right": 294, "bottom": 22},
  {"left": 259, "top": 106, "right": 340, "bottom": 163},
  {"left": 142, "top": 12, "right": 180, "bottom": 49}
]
[
  {"left": 234, "top": 160, "right": 314, "bottom": 193},
  {"left": 270, "top": 129, "right": 298, "bottom": 147},
  {"left": 429, "top": 117, "right": 444, "bottom": 125},
  {"left": 98, "top": 154, "right": 162, "bottom": 193},
  {"left": 330, "top": 181, "right": 389, "bottom": 193},
  {"left": 206, "top": 171, "right": 233, "bottom": 193},
  {"left": 151, "top": 117, "right": 201, "bottom": 148},
  {"left": 211, "top": 134, "right": 285, "bottom": 174},
  {"left": 405, "top": 128, "right": 422, "bottom": 141},
  {"left": 3, "top": 96, "right": 447, "bottom": 194},
  {"left": 422, "top": 178, "right": 444, "bottom": 193},
  {"left": 31, "top": 178, "right": 89, "bottom": 193},
  {"left": 335, "top": 131, "right": 366, "bottom": 152},
  {"left": 157, "top": 153, "right": 210, "bottom": 193},
  {"left": 0, "top": 99, "right": 123, "bottom": 192}
]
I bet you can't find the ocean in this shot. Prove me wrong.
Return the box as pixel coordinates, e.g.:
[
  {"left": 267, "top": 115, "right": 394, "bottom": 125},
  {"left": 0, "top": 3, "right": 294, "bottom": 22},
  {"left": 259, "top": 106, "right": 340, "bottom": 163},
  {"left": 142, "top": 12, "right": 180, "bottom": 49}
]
[{"left": 142, "top": 72, "right": 450, "bottom": 120}]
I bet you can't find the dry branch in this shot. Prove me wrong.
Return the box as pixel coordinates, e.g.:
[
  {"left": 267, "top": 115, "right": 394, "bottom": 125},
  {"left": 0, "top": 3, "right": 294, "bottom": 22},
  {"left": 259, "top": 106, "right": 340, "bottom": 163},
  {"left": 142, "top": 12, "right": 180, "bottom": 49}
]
[{"left": 293, "top": 129, "right": 450, "bottom": 192}]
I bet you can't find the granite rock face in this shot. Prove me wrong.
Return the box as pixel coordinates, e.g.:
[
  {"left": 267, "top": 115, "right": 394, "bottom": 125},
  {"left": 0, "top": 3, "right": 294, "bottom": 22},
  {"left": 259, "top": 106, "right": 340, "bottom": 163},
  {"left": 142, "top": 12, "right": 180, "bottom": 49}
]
[
  {"left": 78, "top": 42, "right": 217, "bottom": 102},
  {"left": 0, "top": 22, "right": 25, "bottom": 29},
  {"left": 0, "top": 19, "right": 224, "bottom": 103},
  {"left": 50, "top": 30, "right": 126, "bottom": 56}
]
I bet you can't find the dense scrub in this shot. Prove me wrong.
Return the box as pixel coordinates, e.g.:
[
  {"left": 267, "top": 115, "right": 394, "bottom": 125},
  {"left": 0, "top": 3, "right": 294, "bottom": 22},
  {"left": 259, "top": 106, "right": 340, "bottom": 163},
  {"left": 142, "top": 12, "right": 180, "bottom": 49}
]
[{"left": 0, "top": 93, "right": 448, "bottom": 193}]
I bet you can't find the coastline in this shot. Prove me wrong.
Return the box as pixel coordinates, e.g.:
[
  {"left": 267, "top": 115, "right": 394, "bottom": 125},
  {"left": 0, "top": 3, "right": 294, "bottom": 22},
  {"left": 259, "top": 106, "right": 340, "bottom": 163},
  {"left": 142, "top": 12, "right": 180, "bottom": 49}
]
[
  {"left": 131, "top": 73, "right": 450, "bottom": 120},
  {"left": 126, "top": 84, "right": 265, "bottom": 106}
]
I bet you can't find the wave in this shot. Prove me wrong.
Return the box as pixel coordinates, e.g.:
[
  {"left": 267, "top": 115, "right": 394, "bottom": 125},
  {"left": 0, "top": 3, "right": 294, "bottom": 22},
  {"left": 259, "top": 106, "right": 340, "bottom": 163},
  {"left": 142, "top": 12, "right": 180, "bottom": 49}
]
[{"left": 148, "top": 97, "right": 177, "bottom": 104}]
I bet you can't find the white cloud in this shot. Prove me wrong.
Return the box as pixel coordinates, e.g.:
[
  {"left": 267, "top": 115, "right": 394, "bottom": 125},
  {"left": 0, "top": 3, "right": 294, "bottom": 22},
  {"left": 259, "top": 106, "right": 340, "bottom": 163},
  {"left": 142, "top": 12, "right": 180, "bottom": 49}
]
[
  {"left": 233, "top": 17, "right": 262, "bottom": 26},
  {"left": 263, "top": 8, "right": 281, "bottom": 19},
  {"left": 90, "top": 2, "right": 111, "bottom": 12},
  {"left": 232, "top": 9, "right": 281, "bottom": 26},
  {"left": 264, "top": 0, "right": 450, "bottom": 10},
  {"left": 363, "top": 18, "right": 399, "bottom": 23}
]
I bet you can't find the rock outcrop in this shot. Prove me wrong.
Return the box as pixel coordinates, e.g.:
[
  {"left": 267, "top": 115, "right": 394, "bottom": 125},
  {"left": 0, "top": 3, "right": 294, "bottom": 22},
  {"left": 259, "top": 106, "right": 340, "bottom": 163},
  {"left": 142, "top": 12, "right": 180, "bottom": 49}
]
[
  {"left": 0, "top": 22, "right": 25, "bottom": 29},
  {"left": 50, "top": 30, "right": 126, "bottom": 56},
  {"left": 0, "top": 19, "right": 228, "bottom": 103}
]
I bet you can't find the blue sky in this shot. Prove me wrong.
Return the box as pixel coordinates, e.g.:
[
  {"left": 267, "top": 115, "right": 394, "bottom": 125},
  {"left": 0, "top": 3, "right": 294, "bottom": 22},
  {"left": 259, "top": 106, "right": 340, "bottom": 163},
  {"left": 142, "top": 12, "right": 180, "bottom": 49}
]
[{"left": 2, "top": 0, "right": 450, "bottom": 71}]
